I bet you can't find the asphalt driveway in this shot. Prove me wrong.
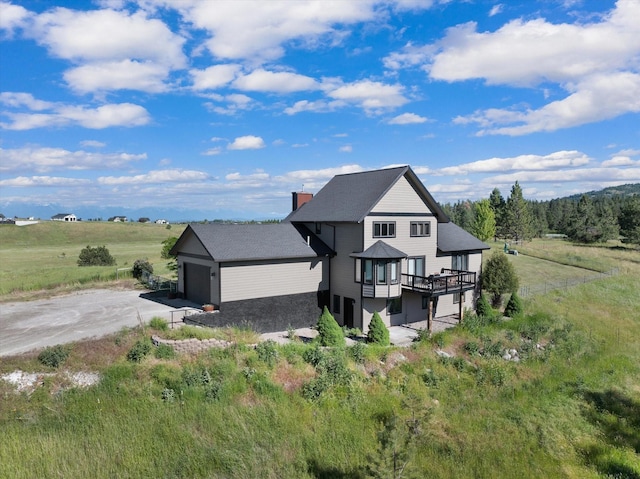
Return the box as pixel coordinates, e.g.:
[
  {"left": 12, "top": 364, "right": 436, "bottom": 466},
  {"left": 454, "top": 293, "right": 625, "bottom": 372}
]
[{"left": 0, "top": 289, "right": 198, "bottom": 357}]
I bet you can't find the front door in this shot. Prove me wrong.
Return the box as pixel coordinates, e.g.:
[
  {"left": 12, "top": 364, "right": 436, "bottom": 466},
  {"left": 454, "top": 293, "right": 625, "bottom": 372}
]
[{"left": 343, "top": 297, "right": 354, "bottom": 329}]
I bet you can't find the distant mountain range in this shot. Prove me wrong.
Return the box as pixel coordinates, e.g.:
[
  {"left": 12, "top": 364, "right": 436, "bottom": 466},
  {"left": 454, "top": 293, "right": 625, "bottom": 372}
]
[
  {"left": 563, "top": 183, "right": 640, "bottom": 202},
  {"left": 3, "top": 184, "right": 639, "bottom": 223}
]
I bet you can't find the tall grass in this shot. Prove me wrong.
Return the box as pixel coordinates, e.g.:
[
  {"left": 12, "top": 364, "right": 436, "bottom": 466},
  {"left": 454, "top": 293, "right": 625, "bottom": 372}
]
[{"left": 0, "top": 221, "right": 185, "bottom": 296}]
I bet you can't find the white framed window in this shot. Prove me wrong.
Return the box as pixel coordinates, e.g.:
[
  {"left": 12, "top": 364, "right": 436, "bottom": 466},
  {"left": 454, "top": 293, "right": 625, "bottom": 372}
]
[
  {"left": 390, "top": 261, "right": 398, "bottom": 284},
  {"left": 410, "top": 221, "right": 431, "bottom": 237},
  {"left": 407, "top": 256, "right": 425, "bottom": 277},
  {"left": 451, "top": 254, "right": 468, "bottom": 271},
  {"left": 364, "top": 259, "right": 373, "bottom": 284},
  {"left": 373, "top": 221, "right": 396, "bottom": 238},
  {"left": 354, "top": 258, "right": 361, "bottom": 282},
  {"left": 376, "top": 261, "right": 387, "bottom": 284}
]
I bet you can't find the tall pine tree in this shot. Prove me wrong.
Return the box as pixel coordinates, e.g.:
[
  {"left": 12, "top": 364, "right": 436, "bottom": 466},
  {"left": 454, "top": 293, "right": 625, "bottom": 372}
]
[
  {"left": 504, "top": 182, "right": 533, "bottom": 242},
  {"left": 489, "top": 188, "right": 506, "bottom": 240}
]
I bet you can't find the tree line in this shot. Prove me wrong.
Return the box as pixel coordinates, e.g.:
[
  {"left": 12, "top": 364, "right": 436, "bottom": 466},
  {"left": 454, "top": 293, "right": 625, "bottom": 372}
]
[{"left": 441, "top": 182, "right": 640, "bottom": 245}]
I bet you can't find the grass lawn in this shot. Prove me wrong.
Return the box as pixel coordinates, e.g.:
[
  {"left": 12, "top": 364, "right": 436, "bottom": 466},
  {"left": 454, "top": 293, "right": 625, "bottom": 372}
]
[{"left": 0, "top": 221, "right": 186, "bottom": 298}]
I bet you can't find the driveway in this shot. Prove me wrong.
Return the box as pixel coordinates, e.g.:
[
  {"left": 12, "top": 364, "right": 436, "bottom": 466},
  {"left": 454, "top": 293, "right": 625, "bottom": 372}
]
[{"left": 0, "top": 289, "right": 199, "bottom": 357}]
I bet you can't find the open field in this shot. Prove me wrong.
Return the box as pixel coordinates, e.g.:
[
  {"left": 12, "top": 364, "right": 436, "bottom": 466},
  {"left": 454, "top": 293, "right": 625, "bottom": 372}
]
[
  {"left": 0, "top": 221, "right": 186, "bottom": 298},
  {"left": 0, "top": 237, "right": 638, "bottom": 478}
]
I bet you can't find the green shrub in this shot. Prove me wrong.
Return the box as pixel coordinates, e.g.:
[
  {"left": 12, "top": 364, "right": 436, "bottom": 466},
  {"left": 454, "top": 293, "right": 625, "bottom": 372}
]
[
  {"left": 132, "top": 258, "right": 153, "bottom": 280},
  {"left": 154, "top": 343, "right": 175, "bottom": 359},
  {"left": 481, "top": 251, "right": 519, "bottom": 307},
  {"left": 504, "top": 291, "right": 524, "bottom": 317},
  {"left": 256, "top": 340, "right": 279, "bottom": 367},
  {"left": 349, "top": 342, "right": 366, "bottom": 364},
  {"left": 149, "top": 317, "right": 168, "bottom": 331},
  {"left": 367, "top": 311, "right": 390, "bottom": 346},
  {"left": 316, "top": 306, "right": 345, "bottom": 347},
  {"left": 464, "top": 341, "right": 480, "bottom": 356},
  {"left": 126, "top": 338, "right": 152, "bottom": 362},
  {"left": 475, "top": 293, "right": 493, "bottom": 318},
  {"left": 37, "top": 345, "right": 70, "bottom": 368},
  {"left": 161, "top": 388, "right": 176, "bottom": 402},
  {"left": 303, "top": 343, "right": 326, "bottom": 367},
  {"left": 77, "top": 245, "right": 115, "bottom": 266}
]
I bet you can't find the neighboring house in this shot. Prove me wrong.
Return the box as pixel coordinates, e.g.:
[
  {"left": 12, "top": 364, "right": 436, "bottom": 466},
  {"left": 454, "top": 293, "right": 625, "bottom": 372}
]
[
  {"left": 111, "top": 216, "right": 128, "bottom": 222},
  {"left": 171, "top": 166, "right": 489, "bottom": 333},
  {"left": 156, "top": 219, "right": 169, "bottom": 225},
  {"left": 51, "top": 213, "right": 77, "bottom": 222}
]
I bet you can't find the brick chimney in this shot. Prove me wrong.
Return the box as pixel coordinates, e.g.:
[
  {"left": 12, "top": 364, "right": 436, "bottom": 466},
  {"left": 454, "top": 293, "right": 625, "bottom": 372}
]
[{"left": 292, "top": 191, "right": 313, "bottom": 211}]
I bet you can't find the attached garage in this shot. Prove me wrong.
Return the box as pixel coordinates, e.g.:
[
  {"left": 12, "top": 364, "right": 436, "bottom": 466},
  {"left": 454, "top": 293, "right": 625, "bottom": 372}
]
[{"left": 183, "top": 262, "right": 211, "bottom": 306}]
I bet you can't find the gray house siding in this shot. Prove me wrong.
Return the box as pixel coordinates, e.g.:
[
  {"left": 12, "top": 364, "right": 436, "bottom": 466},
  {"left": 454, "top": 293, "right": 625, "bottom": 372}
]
[
  {"left": 328, "top": 223, "right": 364, "bottom": 329},
  {"left": 220, "top": 258, "right": 327, "bottom": 302}
]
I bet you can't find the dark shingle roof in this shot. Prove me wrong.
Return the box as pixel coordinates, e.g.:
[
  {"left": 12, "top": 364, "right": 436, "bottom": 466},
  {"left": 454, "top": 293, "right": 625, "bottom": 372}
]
[
  {"left": 437, "top": 222, "right": 490, "bottom": 253},
  {"left": 350, "top": 240, "right": 407, "bottom": 259},
  {"left": 284, "top": 166, "right": 448, "bottom": 223},
  {"left": 173, "top": 223, "right": 333, "bottom": 262}
]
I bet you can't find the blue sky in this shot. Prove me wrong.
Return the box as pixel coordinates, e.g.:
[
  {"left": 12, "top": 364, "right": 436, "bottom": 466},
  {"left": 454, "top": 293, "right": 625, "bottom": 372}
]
[{"left": 1, "top": 0, "right": 639, "bottom": 221}]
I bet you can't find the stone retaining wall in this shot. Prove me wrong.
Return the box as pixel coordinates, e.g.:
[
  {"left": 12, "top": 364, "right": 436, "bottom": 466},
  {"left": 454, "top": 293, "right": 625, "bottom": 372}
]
[{"left": 151, "top": 335, "right": 233, "bottom": 355}]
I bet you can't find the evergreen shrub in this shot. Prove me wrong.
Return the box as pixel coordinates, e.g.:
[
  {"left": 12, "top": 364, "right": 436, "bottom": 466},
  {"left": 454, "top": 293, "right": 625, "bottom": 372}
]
[
  {"left": 504, "top": 291, "right": 524, "bottom": 317},
  {"left": 367, "top": 311, "right": 390, "bottom": 346},
  {"left": 316, "top": 306, "right": 345, "bottom": 347}
]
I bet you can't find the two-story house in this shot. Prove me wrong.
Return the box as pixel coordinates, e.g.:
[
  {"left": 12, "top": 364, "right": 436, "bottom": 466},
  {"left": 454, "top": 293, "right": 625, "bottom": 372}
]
[{"left": 170, "top": 166, "right": 489, "bottom": 333}]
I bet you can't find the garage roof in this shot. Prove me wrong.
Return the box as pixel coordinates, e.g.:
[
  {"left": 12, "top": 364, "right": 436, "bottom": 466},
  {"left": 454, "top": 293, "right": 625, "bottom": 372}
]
[{"left": 172, "top": 223, "right": 334, "bottom": 262}]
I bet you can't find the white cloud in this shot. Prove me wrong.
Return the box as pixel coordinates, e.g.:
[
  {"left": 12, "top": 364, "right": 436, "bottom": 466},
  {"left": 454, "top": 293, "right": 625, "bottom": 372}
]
[
  {"left": 202, "top": 147, "right": 222, "bottom": 156},
  {"left": 227, "top": 135, "right": 266, "bottom": 150},
  {"left": 488, "top": 4, "right": 503, "bottom": 17},
  {"left": 384, "top": 0, "right": 640, "bottom": 134},
  {"left": 488, "top": 167, "right": 640, "bottom": 184},
  {"left": 339, "top": 145, "right": 353, "bottom": 153},
  {"left": 0, "top": 176, "right": 91, "bottom": 187},
  {"left": 284, "top": 99, "right": 344, "bottom": 115},
  {"left": 80, "top": 140, "right": 106, "bottom": 148},
  {"left": 388, "top": 112, "right": 428, "bottom": 124},
  {"left": 0, "top": 95, "right": 151, "bottom": 130},
  {"left": 98, "top": 169, "right": 210, "bottom": 185},
  {"left": 27, "top": 7, "right": 186, "bottom": 93},
  {"left": 233, "top": 69, "right": 319, "bottom": 93},
  {"left": 427, "top": 1, "right": 640, "bottom": 86},
  {"left": 457, "top": 72, "right": 640, "bottom": 135},
  {"left": 0, "top": 146, "right": 146, "bottom": 173},
  {"left": 0, "top": 92, "right": 53, "bottom": 111},
  {"left": 0, "top": 2, "right": 31, "bottom": 37},
  {"left": 437, "top": 150, "right": 591, "bottom": 175},
  {"left": 64, "top": 60, "right": 171, "bottom": 94},
  {"left": 169, "top": 1, "right": 378, "bottom": 63},
  {"left": 190, "top": 64, "right": 241, "bottom": 90},
  {"left": 328, "top": 80, "right": 408, "bottom": 114}
]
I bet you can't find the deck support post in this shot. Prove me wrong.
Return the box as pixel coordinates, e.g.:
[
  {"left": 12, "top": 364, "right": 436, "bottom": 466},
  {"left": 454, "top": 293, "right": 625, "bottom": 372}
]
[{"left": 427, "top": 299, "right": 433, "bottom": 332}]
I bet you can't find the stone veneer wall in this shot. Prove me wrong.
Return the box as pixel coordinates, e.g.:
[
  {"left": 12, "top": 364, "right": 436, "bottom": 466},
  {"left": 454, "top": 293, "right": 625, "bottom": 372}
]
[{"left": 151, "top": 335, "right": 234, "bottom": 354}]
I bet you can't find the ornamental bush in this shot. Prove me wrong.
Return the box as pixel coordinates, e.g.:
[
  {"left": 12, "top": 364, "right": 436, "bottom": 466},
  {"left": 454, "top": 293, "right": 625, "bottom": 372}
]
[
  {"left": 316, "top": 306, "right": 345, "bottom": 347},
  {"left": 132, "top": 258, "right": 153, "bottom": 280},
  {"left": 504, "top": 291, "right": 524, "bottom": 318},
  {"left": 475, "top": 293, "right": 494, "bottom": 319},
  {"left": 38, "top": 345, "right": 70, "bottom": 368},
  {"left": 77, "top": 245, "right": 116, "bottom": 267},
  {"left": 367, "top": 311, "right": 390, "bottom": 346}
]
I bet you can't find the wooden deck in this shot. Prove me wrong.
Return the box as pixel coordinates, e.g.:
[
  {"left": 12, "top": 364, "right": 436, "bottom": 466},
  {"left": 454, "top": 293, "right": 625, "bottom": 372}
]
[{"left": 401, "top": 268, "right": 476, "bottom": 296}]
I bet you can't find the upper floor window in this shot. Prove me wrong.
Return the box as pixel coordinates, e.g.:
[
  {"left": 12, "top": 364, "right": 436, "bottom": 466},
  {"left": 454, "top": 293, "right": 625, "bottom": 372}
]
[
  {"left": 373, "top": 221, "right": 396, "bottom": 238},
  {"left": 410, "top": 221, "right": 431, "bottom": 237},
  {"left": 407, "top": 256, "right": 425, "bottom": 277},
  {"left": 451, "top": 254, "right": 468, "bottom": 271}
]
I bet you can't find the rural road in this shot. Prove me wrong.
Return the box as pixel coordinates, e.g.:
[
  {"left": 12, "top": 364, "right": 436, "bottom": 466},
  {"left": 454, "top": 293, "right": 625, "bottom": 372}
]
[{"left": 0, "top": 289, "right": 199, "bottom": 357}]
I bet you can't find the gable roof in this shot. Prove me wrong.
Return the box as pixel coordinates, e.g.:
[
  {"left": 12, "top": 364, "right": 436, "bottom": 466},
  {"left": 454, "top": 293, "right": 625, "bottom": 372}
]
[
  {"left": 284, "top": 166, "right": 449, "bottom": 224},
  {"left": 52, "top": 213, "right": 74, "bottom": 219},
  {"left": 437, "top": 222, "right": 490, "bottom": 254},
  {"left": 171, "top": 223, "right": 333, "bottom": 262},
  {"left": 350, "top": 240, "right": 407, "bottom": 259}
]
